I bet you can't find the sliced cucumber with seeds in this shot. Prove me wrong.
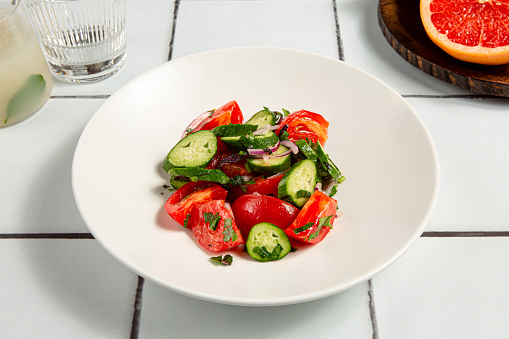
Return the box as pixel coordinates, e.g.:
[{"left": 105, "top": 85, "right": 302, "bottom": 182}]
[
  {"left": 278, "top": 159, "right": 317, "bottom": 208},
  {"left": 245, "top": 109, "right": 276, "bottom": 128},
  {"left": 163, "top": 130, "right": 217, "bottom": 172},
  {"left": 247, "top": 144, "right": 291, "bottom": 175},
  {"left": 246, "top": 223, "right": 291, "bottom": 262}
]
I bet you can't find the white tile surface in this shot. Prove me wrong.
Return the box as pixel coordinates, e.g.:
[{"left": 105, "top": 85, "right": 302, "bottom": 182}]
[
  {"left": 372, "top": 237, "right": 509, "bottom": 338},
  {"left": 0, "top": 99, "right": 104, "bottom": 233},
  {"left": 172, "top": 0, "right": 339, "bottom": 60},
  {"left": 408, "top": 97, "right": 509, "bottom": 231},
  {"left": 0, "top": 239, "right": 138, "bottom": 338},
  {"left": 335, "top": 0, "right": 471, "bottom": 96},
  {"left": 138, "top": 280, "right": 373, "bottom": 339},
  {"left": 50, "top": 0, "right": 174, "bottom": 96}
]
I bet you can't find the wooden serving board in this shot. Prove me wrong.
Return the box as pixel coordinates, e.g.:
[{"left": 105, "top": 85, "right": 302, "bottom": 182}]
[{"left": 378, "top": 0, "right": 509, "bottom": 97}]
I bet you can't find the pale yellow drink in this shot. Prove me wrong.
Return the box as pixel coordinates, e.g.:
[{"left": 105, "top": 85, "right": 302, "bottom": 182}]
[{"left": 0, "top": 3, "right": 52, "bottom": 127}]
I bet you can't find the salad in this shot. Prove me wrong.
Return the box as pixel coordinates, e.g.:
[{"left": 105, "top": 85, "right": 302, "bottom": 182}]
[{"left": 162, "top": 100, "right": 344, "bottom": 264}]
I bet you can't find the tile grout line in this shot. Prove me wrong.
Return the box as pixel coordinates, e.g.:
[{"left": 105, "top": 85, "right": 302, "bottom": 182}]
[
  {"left": 422, "top": 231, "right": 509, "bottom": 237},
  {"left": 0, "top": 233, "right": 94, "bottom": 239},
  {"left": 50, "top": 95, "right": 111, "bottom": 99},
  {"left": 332, "top": 0, "right": 345, "bottom": 61},
  {"left": 168, "top": 0, "right": 181, "bottom": 61},
  {"left": 368, "top": 279, "right": 380, "bottom": 339},
  {"left": 130, "top": 276, "right": 145, "bottom": 339},
  {"left": 402, "top": 94, "right": 497, "bottom": 99}
]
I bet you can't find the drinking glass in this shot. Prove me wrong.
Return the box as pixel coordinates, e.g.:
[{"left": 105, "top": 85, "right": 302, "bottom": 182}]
[
  {"left": 0, "top": 0, "right": 53, "bottom": 127},
  {"left": 23, "top": 0, "right": 127, "bottom": 83}
]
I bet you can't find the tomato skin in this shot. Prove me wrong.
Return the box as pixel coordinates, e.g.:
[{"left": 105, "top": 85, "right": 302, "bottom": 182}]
[
  {"left": 190, "top": 200, "right": 244, "bottom": 252},
  {"left": 164, "top": 182, "right": 228, "bottom": 227},
  {"left": 276, "top": 110, "right": 329, "bottom": 146},
  {"left": 231, "top": 173, "right": 285, "bottom": 199},
  {"left": 220, "top": 159, "right": 250, "bottom": 178},
  {"left": 285, "top": 191, "right": 337, "bottom": 244},
  {"left": 231, "top": 194, "right": 300, "bottom": 239},
  {"left": 197, "top": 100, "right": 244, "bottom": 132}
]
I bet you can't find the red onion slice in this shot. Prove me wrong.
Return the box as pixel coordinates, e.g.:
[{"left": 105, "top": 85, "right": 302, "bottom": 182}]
[
  {"left": 280, "top": 140, "right": 299, "bottom": 154},
  {"left": 181, "top": 110, "right": 214, "bottom": 138},
  {"left": 252, "top": 124, "right": 271, "bottom": 136},
  {"left": 247, "top": 140, "right": 280, "bottom": 155}
]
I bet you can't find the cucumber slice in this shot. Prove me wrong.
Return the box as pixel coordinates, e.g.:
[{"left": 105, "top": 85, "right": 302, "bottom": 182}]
[
  {"left": 242, "top": 131, "right": 279, "bottom": 149},
  {"left": 246, "top": 223, "right": 291, "bottom": 262},
  {"left": 247, "top": 145, "right": 291, "bottom": 175},
  {"left": 169, "top": 167, "right": 230, "bottom": 185},
  {"left": 294, "top": 139, "right": 318, "bottom": 162},
  {"left": 213, "top": 124, "right": 258, "bottom": 137},
  {"left": 245, "top": 109, "right": 276, "bottom": 128},
  {"left": 163, "top": 130, "right": 217, "bottom": 172},
  {"left": 221, "top": 130, "right": 279, "bottom": 152},
  {"left": 220, "top": 136, "right": 245, "bottom": 151},
  {"left": 169, "top": 176, "right": 190, "bottom": 189},
  {"left": 278, "top": 159, "right": 317, "bottom": 207}
]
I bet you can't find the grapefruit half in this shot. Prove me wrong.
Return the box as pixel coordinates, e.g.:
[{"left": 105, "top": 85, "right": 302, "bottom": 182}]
[{"left": 420, "top": 0, "right": 509, "bottom": 65}]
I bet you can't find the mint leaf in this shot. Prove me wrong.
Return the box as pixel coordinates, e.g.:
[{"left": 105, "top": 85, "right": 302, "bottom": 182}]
[
  {"left": 293, "top": 222, "right": 314, "bottom": 234},
  {"left": 183, "top": 213, "right": 191, "bottom": 228},
  {"left": 5, "top": 74, "right": 46, "bottom": 124},
  {"left": 204, "top": 212, "right": 221, "bottom": 231},
  {"left": 222, "top": 218, "right": 237, "bottom": 242},
  {"left": 210, "top": 254, "right": 233, "bottom": 266},
  {"left": 309, "top": 215, "right": 334, "bottom": 240}
]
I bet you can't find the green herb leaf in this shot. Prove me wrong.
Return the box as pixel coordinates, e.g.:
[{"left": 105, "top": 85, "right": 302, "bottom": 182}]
[
  {"left": 253, "top": 244, "right": 284, "bottom": 260},
  {"left": 204, "top": 212, "right": 221, "bottom": 231},
  {"left": 222, "top": 218, "right": 237, "bottom": 242},
  {"left": 5, "top": 74, "right": 46, "bottom": 124},
  {"left": 229, "top": 175, "right": 245, "bottom": 186},
  {"left": 183, "top": 213, "right": 191, "bottom": 228},
  {"left": 309, "top": 215, "right": 334, "bottom": 240},
  {"left": 282, "top": 108, "right": 291, "bottom": 116},
  {"left": 210, "top": 254, "right": 233, "bottom": 266},
  {"left": 328, "top": 184, "right": 338, "bottom": 197},
  {"left": 293, "top": 222, "right": 314, "bottom": 234}
]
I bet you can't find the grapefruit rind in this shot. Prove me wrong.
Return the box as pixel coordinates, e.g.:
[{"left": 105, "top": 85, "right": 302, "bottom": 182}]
[{"left": 420, "top": 0, "right": 509, "bottom": 65}]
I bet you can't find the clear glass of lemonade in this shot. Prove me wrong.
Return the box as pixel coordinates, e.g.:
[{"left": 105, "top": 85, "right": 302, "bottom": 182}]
[{"left": 0, "top": 0, "right": 52, "bottom": 128}]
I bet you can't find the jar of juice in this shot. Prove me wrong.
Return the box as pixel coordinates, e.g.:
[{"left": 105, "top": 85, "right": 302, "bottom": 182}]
[{"left": 0, "top": 0, "right": 52, "bottom": 128}]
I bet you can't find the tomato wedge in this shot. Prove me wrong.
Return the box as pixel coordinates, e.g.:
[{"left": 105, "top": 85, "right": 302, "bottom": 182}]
[
  {"left": 285, "top": 191, "right": 337, "bottom": 244},
  {"left": 231, "top": 194, "right": 300, "bottom": 239},
  {"left": 276, "top": 109, "right": 329, "bottom": 146},
  {"left": 164, "top": 181, "right": 228, "bottom": 227},
  {"left": 190, "top": 200, "right": 244, "bottom": 252},
  {"left": 231, "top": 172, "right": 285, "bottom": 199},
  {"left": 185, "top": 101, "right": 243, "bottom": 136}
]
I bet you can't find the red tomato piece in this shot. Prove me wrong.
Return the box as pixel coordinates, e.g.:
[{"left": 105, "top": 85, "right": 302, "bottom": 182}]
[
  {"left": 276, "top": 109, "right": 329, "bottom": 146},
  {"left": 219, "top": 158, "right": 250, "bottom": 178},
  {"left": 285, "top": 191, "right": 337, "bottom": 244},
  {"left": 231, "top": 194, "right": 300, "bottom": 239},
  {"left": 164, "top": 181, "right": 228, "bottom": 227},
  {"left": 231, "top": 172, "right": 285, "bottom": 199},
  {"left": 190, "top": 200, "right": 244, "bottom": 252},
  {"left": 206, "top": 139, "right": 229, "bottom": 169}
]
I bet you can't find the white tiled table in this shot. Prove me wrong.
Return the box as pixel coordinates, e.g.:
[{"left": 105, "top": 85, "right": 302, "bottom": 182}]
[{"left": 2, "top": 1, "right": 509, "bottom": 338}]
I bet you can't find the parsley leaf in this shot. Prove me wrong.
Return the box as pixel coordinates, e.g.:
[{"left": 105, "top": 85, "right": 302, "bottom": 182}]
[
  {"left": 222, "top": 218, "right": 237, "bottom": 242},
  {"left": 210, "top": 254, "right": 233, "bottom": 266},
  {"left": 328, "top": 184, "right": 338, "bottom": 197},
  {"left": 204, "top": 212, "right": 221, "bottom": 231}
]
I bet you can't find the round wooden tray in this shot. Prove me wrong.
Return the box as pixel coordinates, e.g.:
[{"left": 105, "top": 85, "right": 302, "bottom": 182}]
[{"left": 378, "top": 0, "right": 509, "bottom": 97}]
